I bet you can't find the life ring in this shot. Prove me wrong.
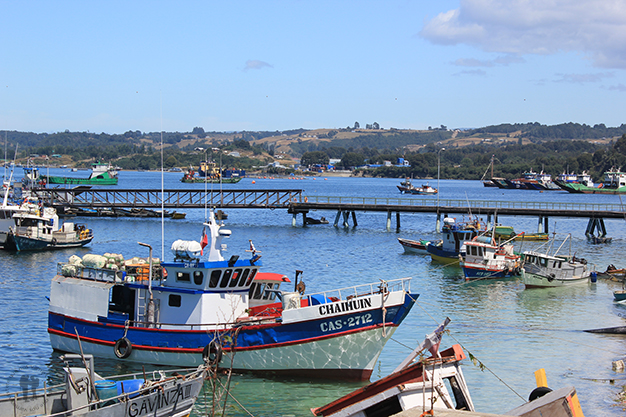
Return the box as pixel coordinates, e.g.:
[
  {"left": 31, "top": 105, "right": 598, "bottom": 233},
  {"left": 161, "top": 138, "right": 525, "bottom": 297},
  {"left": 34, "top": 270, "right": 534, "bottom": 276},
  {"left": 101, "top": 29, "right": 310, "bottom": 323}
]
[
  {"left": 114, "top": 337, "right": 133, "bottom": 359},
  {"left": 202, "top": 341, "right": 222, "bottom": 366},
  {"left": 51, "top": 238, "right": 57, "bottom": 246}
]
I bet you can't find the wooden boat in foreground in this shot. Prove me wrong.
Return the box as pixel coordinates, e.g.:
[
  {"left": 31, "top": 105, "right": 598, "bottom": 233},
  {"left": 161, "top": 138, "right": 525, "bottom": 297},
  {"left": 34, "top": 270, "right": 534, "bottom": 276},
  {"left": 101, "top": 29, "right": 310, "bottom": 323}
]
[
  {"left": 0, "top": 354, "right": 207, "bottom": 417},
  {"left": 311, "top": 318, "right": 476, "bottom": 416}
]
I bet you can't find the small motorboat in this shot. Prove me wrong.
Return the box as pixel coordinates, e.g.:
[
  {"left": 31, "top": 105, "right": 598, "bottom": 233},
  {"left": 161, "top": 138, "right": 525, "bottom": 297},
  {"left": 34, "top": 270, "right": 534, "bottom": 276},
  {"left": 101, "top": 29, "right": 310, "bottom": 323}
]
[{"left": 0, "top": 354, "right": 207, "bottom": 417}]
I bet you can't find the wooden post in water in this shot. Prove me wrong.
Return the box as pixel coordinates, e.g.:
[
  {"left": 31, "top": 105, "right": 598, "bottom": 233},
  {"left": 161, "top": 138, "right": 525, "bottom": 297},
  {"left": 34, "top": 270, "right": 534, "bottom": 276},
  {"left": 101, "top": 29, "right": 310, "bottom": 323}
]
[
  {"left": 351, "top": 211, "right": 358, "bottom": 227},
  {"left": 333, "top": 210, "right": 341, "bottom": 227},
  {"left": 386, "top": 212, "right": 392, "bottom": 231},
  {"left": 396, "top": 212, "right": 400, "bottom": 231}
]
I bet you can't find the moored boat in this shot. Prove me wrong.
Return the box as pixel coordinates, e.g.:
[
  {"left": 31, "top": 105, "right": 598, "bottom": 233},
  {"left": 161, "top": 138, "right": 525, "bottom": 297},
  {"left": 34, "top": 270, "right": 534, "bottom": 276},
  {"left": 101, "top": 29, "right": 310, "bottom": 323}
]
[
  {"left": 460, "top": 234, "right": 521, "bottom": 280},
  {"left": 426, "top": 217, "right": 484, "bottom": 264},
  {"left": 486, "top": 225, "right": 549, "bottom": 241},
  {"left": 557, "top": 167, "right": 626, "bottom": 194},
  {"left": 46, "top": 161, "right": 118, "bottom": 185},
  {"left": 3, "top": 203, "right": 94, "bottom": 251},
  {"left": 311, "top": 318, "right": 476, "bottom": 417},
  {"left": 0, "top": 354, "right": 207, "bottom": 417},
  {"left": 48, "top": 210, "right": 418, "bottom": 380},
  {"left": 521, "top": 234, "right": 595, "bottom": 288},
  {"left": 397, "top": 237, "right": 433, "bottom": 254}
]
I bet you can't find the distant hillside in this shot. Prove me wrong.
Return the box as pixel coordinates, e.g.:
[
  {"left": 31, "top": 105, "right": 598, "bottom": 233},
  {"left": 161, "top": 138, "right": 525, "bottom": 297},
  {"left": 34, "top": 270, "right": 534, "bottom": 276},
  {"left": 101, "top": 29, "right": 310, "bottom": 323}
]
[{"left": 2, "top": 122, "right": 626, "bottom": 176}]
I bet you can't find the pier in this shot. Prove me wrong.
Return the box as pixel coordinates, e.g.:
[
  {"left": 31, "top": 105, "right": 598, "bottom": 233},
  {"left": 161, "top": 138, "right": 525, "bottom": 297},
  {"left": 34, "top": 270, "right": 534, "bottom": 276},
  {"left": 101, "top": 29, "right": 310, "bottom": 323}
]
[{"left": 36, "top": 188, "right": 626, "bottom": 233}]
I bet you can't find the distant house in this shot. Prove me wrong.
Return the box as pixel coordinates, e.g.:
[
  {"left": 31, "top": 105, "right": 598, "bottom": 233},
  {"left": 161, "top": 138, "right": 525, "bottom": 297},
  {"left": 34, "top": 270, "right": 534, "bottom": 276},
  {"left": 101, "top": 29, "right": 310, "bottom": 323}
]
[{"left": 228, "top": 152, "right": 240, "bottom": 157}]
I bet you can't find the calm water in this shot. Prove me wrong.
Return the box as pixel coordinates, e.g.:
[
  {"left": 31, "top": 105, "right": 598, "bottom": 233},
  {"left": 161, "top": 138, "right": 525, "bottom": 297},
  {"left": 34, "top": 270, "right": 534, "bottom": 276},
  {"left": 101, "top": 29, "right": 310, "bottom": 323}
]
[{"left": 2, "top": 169, "right": 626, "bottom": 416}]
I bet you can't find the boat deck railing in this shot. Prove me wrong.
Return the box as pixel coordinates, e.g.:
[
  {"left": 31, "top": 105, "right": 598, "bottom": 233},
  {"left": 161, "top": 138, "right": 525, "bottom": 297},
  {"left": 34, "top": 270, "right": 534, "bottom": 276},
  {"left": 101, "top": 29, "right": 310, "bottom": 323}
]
[{"left": 303, "top": 277, "right": 412, "bottom": 302}]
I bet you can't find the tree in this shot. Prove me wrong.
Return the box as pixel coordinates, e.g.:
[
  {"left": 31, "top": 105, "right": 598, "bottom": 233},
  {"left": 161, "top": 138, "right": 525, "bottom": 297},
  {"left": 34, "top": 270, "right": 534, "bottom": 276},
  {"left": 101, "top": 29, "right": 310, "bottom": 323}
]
[
  {"left": 354, "top": 121, "right": 360, "bottom": 129},
  {"left": 301, "top": 151, "right": 329, "bottom": 166},
  {"left": 340, "top": 152, "right": 365, "bottom": 169},
  {"left": 373, "top": 122, "right": 380, "bottom": 129}
]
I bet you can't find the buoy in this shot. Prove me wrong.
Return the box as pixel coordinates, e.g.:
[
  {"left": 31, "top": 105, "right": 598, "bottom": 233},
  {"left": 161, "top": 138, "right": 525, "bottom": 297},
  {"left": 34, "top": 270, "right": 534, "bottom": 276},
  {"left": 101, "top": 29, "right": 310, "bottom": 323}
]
[{"left": 252, "top": 180, "right": 256, "bottom": 184}]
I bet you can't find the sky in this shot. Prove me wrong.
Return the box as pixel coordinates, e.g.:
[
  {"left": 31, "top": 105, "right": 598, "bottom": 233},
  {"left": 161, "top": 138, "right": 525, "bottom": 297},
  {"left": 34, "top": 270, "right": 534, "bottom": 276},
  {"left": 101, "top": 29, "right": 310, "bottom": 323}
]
[{"left": 2, "top": 0, "right": 626, "bottom": 134}]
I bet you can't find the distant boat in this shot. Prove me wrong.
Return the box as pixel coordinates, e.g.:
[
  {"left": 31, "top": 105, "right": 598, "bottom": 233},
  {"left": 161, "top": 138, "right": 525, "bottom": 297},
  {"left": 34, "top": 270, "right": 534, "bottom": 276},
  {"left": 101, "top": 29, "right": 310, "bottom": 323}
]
[
  {"left": 397, "top": 178, "right": 437, "bottom": 195},
  {"left": 46, "top": 161, "right": 118, "bottom": 185},
  {"left": 556, "top": 168, "right": 626, "bottom": 194},
  {"left": 480, "top": 154, "right": 498, "bottom": 187}
]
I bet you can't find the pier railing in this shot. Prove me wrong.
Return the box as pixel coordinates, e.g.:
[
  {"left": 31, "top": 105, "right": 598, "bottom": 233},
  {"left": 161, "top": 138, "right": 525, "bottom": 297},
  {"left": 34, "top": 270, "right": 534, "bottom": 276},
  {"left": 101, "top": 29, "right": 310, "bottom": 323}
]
[{"left": 300, "top": 196, "right": 626, "bottom": 213}]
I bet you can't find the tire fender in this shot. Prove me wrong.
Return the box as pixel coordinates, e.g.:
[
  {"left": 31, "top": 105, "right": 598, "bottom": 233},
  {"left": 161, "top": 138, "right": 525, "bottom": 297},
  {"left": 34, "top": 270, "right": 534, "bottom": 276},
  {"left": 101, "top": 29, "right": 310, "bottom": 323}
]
[{"left": 114, "top": 337, "right": 132, "bottom": 359}]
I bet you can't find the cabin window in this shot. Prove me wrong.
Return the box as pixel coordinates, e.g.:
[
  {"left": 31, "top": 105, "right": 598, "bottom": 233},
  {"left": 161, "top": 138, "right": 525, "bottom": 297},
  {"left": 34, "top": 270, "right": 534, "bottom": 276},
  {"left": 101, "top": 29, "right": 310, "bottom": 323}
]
[
  {"left": 477, "top": 247, "right": 482, "bottom": 257},
  {"left": 250, "top": 282, "right": 263, "bottom": 299},
  {"left": 539, "top": 257, "right": 547, "bottom": 267},
  {"left": 245, "top": 269, "right": 257, "bottom": 286},
  {"left": 168, "top": 294, "right": 181, "bottom": 307},
  {"left": 219, "top": 269, "right": 233, "bottom": 288},
  {"left": 193, "top": 271, "right": 204, "bottom": 285},
  {"left": 229, "top": 269, "right": 242, "bottom": 287},
  {"left": 443, "top": 376, "right": 471, "bottom": 411},
  {"left": 263, "top": 283, "right": 278, "bottom": 300},
  {"left": 238, "top": 269, "right": 250, "bottom": 286},
  {"left": 176, "top": 272, "right": 191, "bottom": 282},
  {"left": 209, "top": 270, "right": 221, "bottom": 288}
]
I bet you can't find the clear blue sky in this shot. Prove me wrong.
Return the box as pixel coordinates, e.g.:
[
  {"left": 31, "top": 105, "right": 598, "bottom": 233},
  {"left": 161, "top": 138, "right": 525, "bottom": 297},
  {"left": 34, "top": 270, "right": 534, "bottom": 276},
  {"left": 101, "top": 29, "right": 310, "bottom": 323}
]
[{"left": 2, "top": 0, "right": 625, "bottom": 134}]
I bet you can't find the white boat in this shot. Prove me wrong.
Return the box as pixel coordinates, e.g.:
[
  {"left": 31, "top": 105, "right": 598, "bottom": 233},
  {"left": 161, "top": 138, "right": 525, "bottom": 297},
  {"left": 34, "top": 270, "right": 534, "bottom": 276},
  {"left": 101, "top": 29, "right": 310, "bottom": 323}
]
[
  {"left": 3, "top": 202, "right": 93, "bottom": 251},
  {"left": 0, "top": 354, "right": 206, "bottom": 417},
  {"left": 397, "top": 237, "right": 433, "bottom": 254},
  {"left": 521, "top": 234, "right": 594, "bottom": 288},
  {"left": 0, "top": 177, "right": 31, "bottom": 248},
  {"left": 460, "top": 234, "right": 521, "bottom": 280},
  {"left": 48, "top": 210, "right": 418, "bottom": 380},
  {"left": 312, "top": 318, "right": 476, "bottom": 416}
]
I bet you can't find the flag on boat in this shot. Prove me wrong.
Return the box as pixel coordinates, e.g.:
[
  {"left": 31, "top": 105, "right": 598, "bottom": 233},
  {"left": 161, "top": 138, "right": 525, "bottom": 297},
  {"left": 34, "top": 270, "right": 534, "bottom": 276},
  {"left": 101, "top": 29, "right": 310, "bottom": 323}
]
[
  {"left": 200, "top": 227, "right": 208, "bottom": 255},
  {"left": 423, "top": 317, "right": 451, "bottom": 358}
]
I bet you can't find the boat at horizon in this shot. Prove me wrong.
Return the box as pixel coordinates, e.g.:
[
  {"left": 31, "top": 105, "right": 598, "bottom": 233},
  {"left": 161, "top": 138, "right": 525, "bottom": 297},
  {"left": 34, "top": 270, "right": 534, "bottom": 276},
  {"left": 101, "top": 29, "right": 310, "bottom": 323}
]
[
  {"left": 45, "top": 161, "right": 118, "bottom": 185},
  {"left": 555, "top": 168, "right": 626, "bottom": 194},
  {"left": 48, "top": 210, "right": 418, "bottom": 380}
]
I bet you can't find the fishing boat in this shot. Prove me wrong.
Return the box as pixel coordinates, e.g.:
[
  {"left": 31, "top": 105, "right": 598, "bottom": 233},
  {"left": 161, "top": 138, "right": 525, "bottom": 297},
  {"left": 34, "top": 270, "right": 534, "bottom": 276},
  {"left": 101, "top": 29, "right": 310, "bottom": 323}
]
[
  {"left": 397, "top": 237, "right": 431, "bottom": 254},
  {"left": 180, "top": 168, "right": 242, "bottom": 183},
  {"left": 48, "top": 210, "right": 418, "bottom": 380},
  {"left": 556, "top": 167, "right": 626, "bottom": 194},
  {"left": 396, "top": 178, "right": 415, "bottom": 193},
  {"left": 3, "top": 203, "right": 94, "bottom": 251},
  {"left": 459, "top": 234, "right": 521, "bottom": 280},
  {"left": 0, "top": 354, "right": 207, "bottom": 417},
  {"left": 45, "top": 161, "right": 118, "bottom": 185},
  {"left": 409, "top": 183, "right": 437, "bottom": 195},
  {"left": 311, "top": 318, "right": 475, "bottom": 417},
  {"left": 396, "top": 178, "right": 437, "bottom": 195},
  {"left": 486, "top": 225, "right": 549, "bottom": 241},
  {"left": 0, "top": 170, "right": 33, "bottom": 248},
  {"left": 480, "top": 154, "right": 498, "bottom": 187},
  {"left": 521, "top": 234, "right": 595, "bottom": 288},
  {"left": 426, "top": 217, "right": 483, "bottom": 264}
]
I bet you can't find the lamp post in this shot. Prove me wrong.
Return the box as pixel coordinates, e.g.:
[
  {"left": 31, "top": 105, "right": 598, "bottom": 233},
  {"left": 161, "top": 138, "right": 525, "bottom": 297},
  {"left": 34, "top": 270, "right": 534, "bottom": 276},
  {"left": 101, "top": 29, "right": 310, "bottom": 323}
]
[{"left": 437, "top": 148, "right": 445, "bottom": 207}]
